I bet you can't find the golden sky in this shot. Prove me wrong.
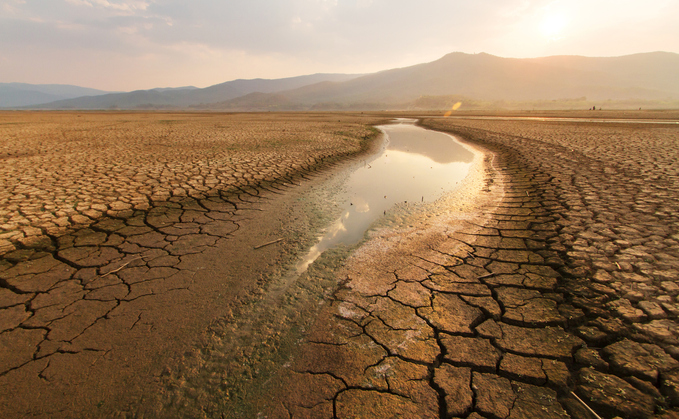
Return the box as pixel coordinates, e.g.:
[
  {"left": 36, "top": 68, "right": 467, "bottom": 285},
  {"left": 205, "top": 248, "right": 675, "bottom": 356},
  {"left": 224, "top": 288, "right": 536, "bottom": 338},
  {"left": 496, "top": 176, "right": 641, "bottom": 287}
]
[{"left": 1, "top": 0, "right": 677, "bottom": 91}]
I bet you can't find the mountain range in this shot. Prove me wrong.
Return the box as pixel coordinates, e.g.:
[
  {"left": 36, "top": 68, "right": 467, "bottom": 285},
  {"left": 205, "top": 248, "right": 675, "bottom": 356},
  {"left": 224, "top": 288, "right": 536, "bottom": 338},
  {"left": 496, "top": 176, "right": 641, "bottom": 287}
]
[
  {"left": 11, "top": 74, "right": 360, "bottom": 110},
  {"left": 0, "top": 83, "right": 119, "bottom": 107},
  {"left": 4, "top": 51, "right": 678, "bottom": 110}
]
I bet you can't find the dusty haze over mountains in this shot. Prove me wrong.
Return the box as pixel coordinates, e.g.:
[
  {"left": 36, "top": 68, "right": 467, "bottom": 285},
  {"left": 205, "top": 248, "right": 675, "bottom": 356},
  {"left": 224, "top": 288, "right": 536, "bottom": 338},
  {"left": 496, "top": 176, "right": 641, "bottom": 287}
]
[
  {"left": 9, "top": 51, "right": 679, "bottom": 111},
  {"left": 1, "top": 0, "right": 677, "bottom": 93}
]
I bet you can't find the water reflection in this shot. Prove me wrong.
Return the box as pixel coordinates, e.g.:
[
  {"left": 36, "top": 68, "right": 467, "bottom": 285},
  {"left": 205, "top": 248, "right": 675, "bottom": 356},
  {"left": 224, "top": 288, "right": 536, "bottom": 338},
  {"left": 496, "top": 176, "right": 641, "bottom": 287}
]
[
  {"left": 297, "top": 120, "right": 473, "bottom": 273},
  {"left": 386, "top": 124, "right": 473, "bottom": 164}
]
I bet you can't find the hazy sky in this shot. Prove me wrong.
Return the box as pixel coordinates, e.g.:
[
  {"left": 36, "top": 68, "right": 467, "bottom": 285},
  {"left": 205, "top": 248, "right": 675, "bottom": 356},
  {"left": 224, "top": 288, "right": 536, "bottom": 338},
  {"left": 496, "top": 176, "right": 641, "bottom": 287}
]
[{"left": 1, "top": 0, "right": 677, "bottom": 91}]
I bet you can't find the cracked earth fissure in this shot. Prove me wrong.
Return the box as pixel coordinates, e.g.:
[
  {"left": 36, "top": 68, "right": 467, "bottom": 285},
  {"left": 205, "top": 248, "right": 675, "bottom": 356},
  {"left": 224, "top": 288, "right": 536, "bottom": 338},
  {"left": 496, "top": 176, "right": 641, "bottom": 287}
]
[
  {"left": 422, "top": 118, "right": 679, "bottom": 418},
  {"left": 429, "top": 328, "right": 451, "bottom": 419}
]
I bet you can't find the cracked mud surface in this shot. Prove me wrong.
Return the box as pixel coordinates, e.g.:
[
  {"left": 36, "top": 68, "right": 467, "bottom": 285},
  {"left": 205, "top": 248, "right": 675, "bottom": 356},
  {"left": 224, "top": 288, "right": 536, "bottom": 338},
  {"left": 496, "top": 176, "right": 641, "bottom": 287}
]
[
  {"left": 0, "top": 111, "right": 385, "bottom": 417},
  {"left": 3, "top": 111, "right": 679, "bottom": 418},
  {"left": 248, "top": 114, "right": 679, "bottom": 419}
]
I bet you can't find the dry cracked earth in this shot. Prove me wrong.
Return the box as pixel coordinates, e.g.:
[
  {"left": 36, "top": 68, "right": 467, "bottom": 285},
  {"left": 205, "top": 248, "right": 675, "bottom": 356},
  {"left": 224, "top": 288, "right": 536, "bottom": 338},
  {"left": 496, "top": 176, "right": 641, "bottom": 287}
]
[
  {"left": 2, "top": 110, "right": 679, "bottom": 419},
  {"left": 0, "top": 111, "right": 384, "bottom": 417},
  {"left": 251, "top": 113, "right": 679, "bottom": 419}
]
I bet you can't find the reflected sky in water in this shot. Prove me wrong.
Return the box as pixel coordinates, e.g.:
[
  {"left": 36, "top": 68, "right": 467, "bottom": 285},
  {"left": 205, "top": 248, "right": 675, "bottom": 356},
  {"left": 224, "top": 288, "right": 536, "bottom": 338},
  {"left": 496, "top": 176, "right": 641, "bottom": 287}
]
[{"left": 297, "top": 121, "right": 473, "bottom": 273}]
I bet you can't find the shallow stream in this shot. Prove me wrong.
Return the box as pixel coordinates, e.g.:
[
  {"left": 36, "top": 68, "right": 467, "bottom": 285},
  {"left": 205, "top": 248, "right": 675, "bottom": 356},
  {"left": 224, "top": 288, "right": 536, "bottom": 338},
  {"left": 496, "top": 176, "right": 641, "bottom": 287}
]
[
  {"left": 297, "top": 118, "right": 474, "bottom": 272},
  {"left": 160, "top": 119, "right": 478, "bottom": 417}
]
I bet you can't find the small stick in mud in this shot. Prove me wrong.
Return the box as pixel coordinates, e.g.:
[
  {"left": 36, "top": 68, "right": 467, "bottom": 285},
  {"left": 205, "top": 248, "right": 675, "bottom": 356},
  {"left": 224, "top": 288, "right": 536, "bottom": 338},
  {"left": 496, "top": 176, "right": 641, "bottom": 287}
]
[
  {"left": 254, "top": 238, "right": 284, "bottom": 249},
  {"left": 477, "top": 272, "right": 496, "bottom": 280},
  {"left": 570, "top": 391, "right": 603, "bottom": 419},
  {"left": 100, "top": 256, "right": 143, "bottom": 278}
]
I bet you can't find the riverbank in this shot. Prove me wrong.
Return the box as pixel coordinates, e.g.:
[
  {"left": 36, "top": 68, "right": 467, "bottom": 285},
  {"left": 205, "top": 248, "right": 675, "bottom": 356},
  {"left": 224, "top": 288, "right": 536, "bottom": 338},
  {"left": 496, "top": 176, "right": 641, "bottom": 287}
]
[
  {"left": 420, "top": 116, "right": 679, "bottom": 417},
  {"left": 245, "top": 114, "right": 679, "bottom": 418},
  {"left": 250, "top": 121, "right": 496, "bottom": 418},
  {"left": 0, "top": 112, "right": 386, "bottom": 417},
  {"left": 138, "top": 120, "right": 489, "bottom": 417}
]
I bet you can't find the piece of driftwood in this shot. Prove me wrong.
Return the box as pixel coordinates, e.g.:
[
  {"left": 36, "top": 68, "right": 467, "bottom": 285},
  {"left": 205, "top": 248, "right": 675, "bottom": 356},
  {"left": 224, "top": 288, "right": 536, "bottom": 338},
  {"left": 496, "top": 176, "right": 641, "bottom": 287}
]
[{"left": 254, "top": 238, "right": 283, "bottom": 250}]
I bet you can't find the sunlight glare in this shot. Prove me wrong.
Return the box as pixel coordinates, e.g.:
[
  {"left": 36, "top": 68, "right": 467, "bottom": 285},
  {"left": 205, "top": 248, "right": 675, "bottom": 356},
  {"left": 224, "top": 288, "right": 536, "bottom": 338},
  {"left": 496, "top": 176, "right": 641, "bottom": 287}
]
[
  {"left": 444, "top": 101, "right": 462, "bottom": 117},
  {"left": 540, "top": 13, "right": 568, "bottom": 39}
]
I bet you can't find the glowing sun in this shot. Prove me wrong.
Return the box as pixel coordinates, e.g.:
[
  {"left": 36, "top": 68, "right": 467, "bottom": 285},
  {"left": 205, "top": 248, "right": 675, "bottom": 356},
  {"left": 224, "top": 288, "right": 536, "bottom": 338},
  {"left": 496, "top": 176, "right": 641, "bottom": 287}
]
[{"left": 540, "top": 13, "right": 568, "bottom": 39}]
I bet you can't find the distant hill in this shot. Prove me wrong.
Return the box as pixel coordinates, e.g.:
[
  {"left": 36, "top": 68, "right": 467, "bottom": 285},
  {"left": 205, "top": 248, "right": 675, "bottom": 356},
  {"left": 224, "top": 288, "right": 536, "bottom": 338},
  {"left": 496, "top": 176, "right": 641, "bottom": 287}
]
[
  {"left": 198, "top": 92, "right": 302, "bottom": 111},
  {"left": 148, "top": 86, "right": 199, "bottom": 92},
  {"left": 0, "top": 83, "right": 116, "bottom": 107},
  {"left": 25, "top": 73, "right": 362, "bottom": 110},
  {"left": 271, "top": 51, "right": 679, "bottom": 106},
  {"left": 194, "top": 51, "right": 679, "bottom": 111},
  {"left": 9, "top": 52, "right": 679, "bottom": 110}
]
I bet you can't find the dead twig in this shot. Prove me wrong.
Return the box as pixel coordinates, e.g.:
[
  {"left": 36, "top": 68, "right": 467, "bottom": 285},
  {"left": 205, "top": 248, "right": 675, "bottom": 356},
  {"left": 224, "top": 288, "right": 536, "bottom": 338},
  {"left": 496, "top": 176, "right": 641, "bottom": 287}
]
[
  {"left": 254, "top": 238, "right": 283, "bottom": 250},
  {"left": 477, "top": 272, "right": 496, "bottom": 280},
  {"left": 570, "top": 391, "right": 603, "bottom": 419},
  {"left": 100, "top": 256, "right": 143, "bottom": 278}
]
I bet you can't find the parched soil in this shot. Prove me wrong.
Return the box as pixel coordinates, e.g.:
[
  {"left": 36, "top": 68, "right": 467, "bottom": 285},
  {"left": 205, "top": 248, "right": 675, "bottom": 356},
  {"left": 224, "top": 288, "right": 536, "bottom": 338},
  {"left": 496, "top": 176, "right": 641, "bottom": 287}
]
[
  {"left": 3, "top": 110, "right": 679, "bottom": 419},
  {"left": 0, "top": 111, "right": 385, "bottom": 418},
  {"left": 0, "top": 111, "right": 383, "bottom": 250},
  {"left": 252, "top": 114, "right": 679, "bottom": 419}
]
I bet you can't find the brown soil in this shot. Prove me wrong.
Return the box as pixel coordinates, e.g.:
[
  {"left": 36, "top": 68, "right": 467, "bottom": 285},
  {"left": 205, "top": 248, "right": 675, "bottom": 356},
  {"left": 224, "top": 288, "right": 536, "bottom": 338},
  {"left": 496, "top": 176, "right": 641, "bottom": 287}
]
[
  {"left": 0, "top": 111, "right": 385, "bottom": 418},
  {"left": 2, "top": 110, "right": 679, "bottom": 418}
]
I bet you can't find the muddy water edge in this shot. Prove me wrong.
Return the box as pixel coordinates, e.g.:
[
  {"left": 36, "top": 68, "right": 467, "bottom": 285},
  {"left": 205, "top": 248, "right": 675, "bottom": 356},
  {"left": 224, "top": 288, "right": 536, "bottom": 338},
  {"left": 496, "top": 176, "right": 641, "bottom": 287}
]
[{"left": 143, "top": 120, "right": 480, "bottom": 417}]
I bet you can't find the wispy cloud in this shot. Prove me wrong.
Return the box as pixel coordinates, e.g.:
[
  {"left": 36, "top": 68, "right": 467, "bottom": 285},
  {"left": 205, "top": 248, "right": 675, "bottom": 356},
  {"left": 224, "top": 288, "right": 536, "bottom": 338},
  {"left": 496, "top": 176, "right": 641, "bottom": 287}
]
[{"left": 64, "top": 0, "right": 151, "bottom": 13}]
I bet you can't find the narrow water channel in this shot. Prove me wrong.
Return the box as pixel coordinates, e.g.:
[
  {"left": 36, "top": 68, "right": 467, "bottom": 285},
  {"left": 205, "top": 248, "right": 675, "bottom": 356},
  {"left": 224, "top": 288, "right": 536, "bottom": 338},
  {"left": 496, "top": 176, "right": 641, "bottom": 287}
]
[
  {"left": 160, "top": 120, "right": 479, "bottom": 417},
  {"left": 297, "top": 119, "right": 474, "bottom": 272}
]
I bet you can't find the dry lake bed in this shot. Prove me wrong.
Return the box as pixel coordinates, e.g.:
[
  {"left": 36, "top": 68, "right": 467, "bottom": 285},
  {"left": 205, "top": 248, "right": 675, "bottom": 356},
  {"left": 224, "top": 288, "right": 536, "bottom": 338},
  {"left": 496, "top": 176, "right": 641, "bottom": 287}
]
[{"left": 1, "top": 110, "right": 679, "bottom": 418}]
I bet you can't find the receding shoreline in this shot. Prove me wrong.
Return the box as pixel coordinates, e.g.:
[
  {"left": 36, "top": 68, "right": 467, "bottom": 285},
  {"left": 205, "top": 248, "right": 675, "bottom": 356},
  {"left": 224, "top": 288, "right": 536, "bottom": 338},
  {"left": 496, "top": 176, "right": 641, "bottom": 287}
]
[{"left": 145, "top": 121, "right": 495, "bottom": 417}]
